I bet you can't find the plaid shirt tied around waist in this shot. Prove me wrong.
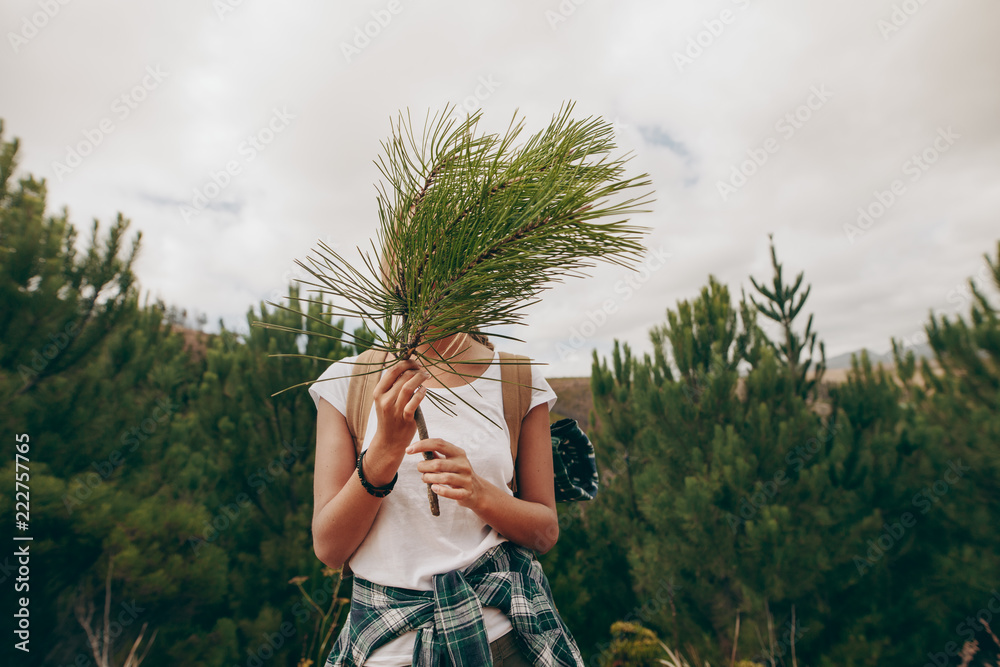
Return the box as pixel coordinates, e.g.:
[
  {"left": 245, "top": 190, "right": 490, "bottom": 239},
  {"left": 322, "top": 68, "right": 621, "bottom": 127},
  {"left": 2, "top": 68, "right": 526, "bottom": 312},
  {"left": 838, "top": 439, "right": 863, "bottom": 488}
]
[{"left": 324, "top": 540, "right": 584, "bottom": 667}]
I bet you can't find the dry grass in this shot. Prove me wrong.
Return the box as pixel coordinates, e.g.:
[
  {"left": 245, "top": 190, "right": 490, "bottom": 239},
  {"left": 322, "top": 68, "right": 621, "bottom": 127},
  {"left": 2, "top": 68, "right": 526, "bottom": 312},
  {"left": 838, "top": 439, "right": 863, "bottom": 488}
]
[{"left": 957, "top": 619, "right": 1000, "bottom": 667}]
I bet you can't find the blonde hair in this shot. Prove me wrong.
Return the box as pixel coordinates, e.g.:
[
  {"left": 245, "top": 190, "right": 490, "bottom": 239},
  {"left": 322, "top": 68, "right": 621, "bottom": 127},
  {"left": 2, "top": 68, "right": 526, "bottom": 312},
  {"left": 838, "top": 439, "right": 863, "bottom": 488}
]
[{"left": 469, "top": 329, "right": 494, "bottom": 351}]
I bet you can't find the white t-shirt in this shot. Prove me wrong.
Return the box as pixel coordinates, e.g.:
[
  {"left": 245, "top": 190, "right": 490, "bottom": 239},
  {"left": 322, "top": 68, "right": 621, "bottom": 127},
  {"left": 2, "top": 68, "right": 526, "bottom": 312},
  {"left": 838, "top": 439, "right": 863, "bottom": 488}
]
[{"left": 308, "top": 346, "right": 558, "bottom": 666}]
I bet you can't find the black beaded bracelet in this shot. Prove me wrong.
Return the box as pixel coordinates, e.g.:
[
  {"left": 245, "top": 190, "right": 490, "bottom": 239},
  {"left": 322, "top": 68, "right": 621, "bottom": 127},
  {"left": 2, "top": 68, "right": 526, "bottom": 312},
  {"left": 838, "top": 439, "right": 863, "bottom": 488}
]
[{"left": 356, "top": 449, "right": 397, "bottom": 498}]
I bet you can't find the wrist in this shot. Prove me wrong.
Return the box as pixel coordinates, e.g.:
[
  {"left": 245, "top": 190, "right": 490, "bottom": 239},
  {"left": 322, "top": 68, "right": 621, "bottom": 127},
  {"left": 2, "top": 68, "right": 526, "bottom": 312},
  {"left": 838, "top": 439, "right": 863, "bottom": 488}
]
[
  {"left": 468, "top": 472, "right": 500, "bottom": 515},
  {"left": 363, "top": 436, "right": 404, "bottom": 488},
  {"left": 358, "top": 449, "right": 397, "bottom": 497}
]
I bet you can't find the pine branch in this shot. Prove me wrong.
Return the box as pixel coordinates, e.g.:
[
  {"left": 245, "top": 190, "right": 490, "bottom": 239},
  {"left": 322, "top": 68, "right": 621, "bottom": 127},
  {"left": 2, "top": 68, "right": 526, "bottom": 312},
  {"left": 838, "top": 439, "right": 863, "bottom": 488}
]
[{"left": 261, "top": 101, "right": 655, "bottom": 514}]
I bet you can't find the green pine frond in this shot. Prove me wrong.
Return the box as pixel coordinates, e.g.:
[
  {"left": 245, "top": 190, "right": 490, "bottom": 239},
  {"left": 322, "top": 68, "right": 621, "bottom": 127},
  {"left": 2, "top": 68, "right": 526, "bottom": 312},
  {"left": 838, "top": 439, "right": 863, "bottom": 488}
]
[{"left": 256, "top": 100, "right": 656, "bottom": 417}]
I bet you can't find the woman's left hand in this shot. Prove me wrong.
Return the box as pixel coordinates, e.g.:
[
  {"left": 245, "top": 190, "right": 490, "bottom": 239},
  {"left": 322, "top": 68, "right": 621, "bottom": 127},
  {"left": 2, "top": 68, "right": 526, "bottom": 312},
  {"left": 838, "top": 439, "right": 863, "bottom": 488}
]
[{"left": 406, "top": 438, "right": 491, "bottom": 512}]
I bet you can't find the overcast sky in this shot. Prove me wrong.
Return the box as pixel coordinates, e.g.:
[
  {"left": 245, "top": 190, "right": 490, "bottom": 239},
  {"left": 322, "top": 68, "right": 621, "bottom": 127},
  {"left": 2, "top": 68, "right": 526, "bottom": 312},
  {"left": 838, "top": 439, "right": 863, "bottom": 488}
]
[{"left": 3, "top": 0, "right": 998, "bottom": 377}]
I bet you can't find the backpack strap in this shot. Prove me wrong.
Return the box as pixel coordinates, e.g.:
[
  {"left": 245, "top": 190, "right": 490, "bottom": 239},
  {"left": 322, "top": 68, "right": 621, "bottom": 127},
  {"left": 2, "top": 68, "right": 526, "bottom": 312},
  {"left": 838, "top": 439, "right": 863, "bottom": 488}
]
[
  {"left": 499, "top": 351, "right": 533, "bottom": 497},
  {"left": 346, "top": 347, "right": 391, "bottom": 455}
]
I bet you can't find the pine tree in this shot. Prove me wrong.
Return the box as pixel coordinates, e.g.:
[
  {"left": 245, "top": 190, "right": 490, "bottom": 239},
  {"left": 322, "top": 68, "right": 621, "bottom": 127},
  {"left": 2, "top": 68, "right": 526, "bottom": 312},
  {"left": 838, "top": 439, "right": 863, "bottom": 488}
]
[
  {"left": 582, "top": 248, "right": 877, "bottom": 665},
  {"left": 0, "top": 119, "right": 357, "bottom": 667},
  {"left": 749, "top": 233, "right": 826, "bottom": 400},
  {"left": 0, "top": 119, "right": 142, "bottom": 402},
  {"left": 575, "top": 237, "right": 1000, "bottom": 665},
  {"left": 874, "top": 240, "right": 1000, "bottom": 663}
]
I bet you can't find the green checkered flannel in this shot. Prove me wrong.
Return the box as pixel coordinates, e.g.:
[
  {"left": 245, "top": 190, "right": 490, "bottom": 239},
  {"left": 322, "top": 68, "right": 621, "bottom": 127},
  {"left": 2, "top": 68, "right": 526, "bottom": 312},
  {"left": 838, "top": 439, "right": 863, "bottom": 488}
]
[{"left": 324, "top": 540, "right": 584, "bottom": 666}]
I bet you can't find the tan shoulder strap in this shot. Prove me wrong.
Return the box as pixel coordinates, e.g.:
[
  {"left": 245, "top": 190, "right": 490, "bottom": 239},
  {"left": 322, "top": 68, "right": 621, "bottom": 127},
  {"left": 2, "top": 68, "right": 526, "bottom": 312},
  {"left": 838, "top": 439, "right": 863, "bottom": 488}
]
[
  {"left": 500, "top": 351, "right": 533, "bottom": 496},
  {"left": 346, "top": 348, "right": 391, "bottom": 455}
]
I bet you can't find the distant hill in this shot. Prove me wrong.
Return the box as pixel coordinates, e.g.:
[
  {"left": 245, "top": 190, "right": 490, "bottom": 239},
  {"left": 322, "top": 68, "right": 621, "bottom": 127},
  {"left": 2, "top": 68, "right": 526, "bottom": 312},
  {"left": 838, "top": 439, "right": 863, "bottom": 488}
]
[
  {"left": 546, "top": 377, "right": 593, "bottom": 426},
  {"left": 824, "top": 342, "right": 935, "bottom": 369}
]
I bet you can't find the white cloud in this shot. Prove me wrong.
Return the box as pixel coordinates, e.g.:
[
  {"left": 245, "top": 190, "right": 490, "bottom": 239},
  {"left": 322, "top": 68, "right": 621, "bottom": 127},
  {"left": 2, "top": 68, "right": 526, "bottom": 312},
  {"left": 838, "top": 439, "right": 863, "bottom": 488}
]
[{"left": 2, "top": 0, "right": 998, "bottom": 378}]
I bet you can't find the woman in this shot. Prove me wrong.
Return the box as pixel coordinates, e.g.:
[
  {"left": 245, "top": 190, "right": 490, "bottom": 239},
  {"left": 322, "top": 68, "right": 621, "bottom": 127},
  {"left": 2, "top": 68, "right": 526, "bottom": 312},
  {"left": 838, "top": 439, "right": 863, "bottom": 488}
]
[{"left": 307, "top": 329, "right": 585, "bottom": 666}]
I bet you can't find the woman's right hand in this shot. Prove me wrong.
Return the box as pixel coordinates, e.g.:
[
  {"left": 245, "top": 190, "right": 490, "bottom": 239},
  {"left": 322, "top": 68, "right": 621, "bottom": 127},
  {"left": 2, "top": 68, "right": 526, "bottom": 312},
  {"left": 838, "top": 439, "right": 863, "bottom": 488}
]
[
  {"left": 310, "top": 356, "right": 432, "bottom": 568},
  {"left": 370, "top": 355, "right": 431, "bottom": 462}
]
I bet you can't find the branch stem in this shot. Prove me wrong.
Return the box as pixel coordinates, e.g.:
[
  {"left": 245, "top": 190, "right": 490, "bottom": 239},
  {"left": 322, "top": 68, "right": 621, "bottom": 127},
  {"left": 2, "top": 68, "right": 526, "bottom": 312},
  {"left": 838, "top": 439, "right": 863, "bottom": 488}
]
[{"left": 413, "top": 406, "right": 440, "bottom": 516}]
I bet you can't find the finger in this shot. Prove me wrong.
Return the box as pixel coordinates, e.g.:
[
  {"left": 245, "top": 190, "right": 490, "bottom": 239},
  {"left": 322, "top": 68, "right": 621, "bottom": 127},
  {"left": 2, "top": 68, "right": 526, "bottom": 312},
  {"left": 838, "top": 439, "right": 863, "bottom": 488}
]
[
  {"left": 416, "top": 458, "right": 464, "bottom": 474},
  {"left": 373, "top": 357, "right": 421, "bottom": 399},
  {"left": 430, "top": 484, "right": 470, "bottom": 502},
  {"left": 406, "top": 438, "right": 461, "bottom": 457},
  {"left": 402, "top": 381, "right": 427, "bottom": 420},
  {"left": 405, "top": 438, "right": 440, "bottom": 456},
  {"left": 396, "top": 366, "right": 431, "bottom": 412},
  {"left": 406, "top": 438, "right": 443, "bottom": 454},
  {"left": 421, "top": 472, "right": 466, "bottom": 486},
  {"left": 378, "top": 367, "right": 423, "bottom": 415}
]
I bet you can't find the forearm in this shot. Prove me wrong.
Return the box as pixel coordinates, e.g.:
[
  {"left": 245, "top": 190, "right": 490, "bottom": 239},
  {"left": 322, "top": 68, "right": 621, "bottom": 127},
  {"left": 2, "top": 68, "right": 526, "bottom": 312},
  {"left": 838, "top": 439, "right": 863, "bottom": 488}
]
[
  {"left": 312, "top": 436, "right": 403, "bottom": 569},
  {"left": 473, "top": 480, "right": 559, "bottom": 553}
]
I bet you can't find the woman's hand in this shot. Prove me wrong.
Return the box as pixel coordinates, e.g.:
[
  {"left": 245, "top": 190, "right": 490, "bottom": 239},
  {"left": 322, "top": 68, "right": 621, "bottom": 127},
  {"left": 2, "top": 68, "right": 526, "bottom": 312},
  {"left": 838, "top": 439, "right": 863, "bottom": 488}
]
[
  {"left": 365, "top": 357, "right": 431, "bottom": 486},
  {"left": 406, "top": 438, "right": 492, "bottom": 512},
  {"left": 406, "top": 404, "right": 560, "bottom": 553}
]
